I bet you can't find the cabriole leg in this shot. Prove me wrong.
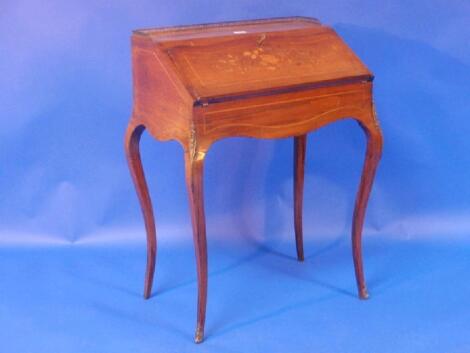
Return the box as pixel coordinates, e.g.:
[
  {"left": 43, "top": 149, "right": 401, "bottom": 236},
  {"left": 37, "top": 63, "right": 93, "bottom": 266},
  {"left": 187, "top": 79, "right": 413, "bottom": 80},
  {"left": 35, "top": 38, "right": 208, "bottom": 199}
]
[
  {"left": 125, "top": 122, "right": 157, "bottom": 299},
  {"left": 294, "top": 135, "right": 307, "bottom": 261},
  {"left": 352, "top": 109, "right": 383, "bottom": 299},
  {"left": 184, "top": 149, "right": 208, "bottom": 343}
]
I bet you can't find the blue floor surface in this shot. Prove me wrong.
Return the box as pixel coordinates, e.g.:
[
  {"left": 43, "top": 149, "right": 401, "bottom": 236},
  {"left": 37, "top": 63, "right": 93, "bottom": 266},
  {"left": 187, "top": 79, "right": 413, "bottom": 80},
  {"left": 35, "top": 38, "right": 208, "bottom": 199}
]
[{"left": 1, "top": 237, "right": 469, "bottom": 353}]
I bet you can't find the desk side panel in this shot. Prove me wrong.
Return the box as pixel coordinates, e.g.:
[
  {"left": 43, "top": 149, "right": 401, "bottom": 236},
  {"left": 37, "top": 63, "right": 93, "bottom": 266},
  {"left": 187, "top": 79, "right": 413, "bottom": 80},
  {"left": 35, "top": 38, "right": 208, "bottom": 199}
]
[{"left": 131, "top": 36, "right": 194, "bottom": 144}]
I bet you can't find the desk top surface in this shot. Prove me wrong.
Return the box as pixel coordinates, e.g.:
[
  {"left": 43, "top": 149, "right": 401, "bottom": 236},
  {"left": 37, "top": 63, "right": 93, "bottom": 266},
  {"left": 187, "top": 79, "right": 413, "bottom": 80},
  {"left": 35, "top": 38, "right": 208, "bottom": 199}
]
[{"left": 134, "top": 17, "right": 372, "bottom": 104}]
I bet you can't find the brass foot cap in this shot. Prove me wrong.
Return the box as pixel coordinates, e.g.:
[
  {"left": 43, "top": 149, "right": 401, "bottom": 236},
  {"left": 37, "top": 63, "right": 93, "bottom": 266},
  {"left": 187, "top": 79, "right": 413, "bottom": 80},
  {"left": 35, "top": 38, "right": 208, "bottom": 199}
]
[
  {"left": 359, "top": 289, "right": 370, "bottom": 300},
  {"left": 194, "top": 327, "right": 204, "bottom": 344}
]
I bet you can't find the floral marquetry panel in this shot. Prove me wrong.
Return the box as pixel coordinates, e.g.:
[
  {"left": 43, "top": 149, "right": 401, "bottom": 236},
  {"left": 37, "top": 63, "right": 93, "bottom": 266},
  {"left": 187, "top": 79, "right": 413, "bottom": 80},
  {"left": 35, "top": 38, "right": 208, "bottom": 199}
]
[{"left": 133, "top": 17, "right": 372, "bottom": 104}]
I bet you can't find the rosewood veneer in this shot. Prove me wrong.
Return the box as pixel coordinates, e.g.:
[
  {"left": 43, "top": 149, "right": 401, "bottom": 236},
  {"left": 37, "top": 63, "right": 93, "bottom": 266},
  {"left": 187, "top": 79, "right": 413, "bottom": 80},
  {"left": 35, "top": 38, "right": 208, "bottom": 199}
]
[{"left": 125, "top": 16, "right": 383, "bottom": 343}]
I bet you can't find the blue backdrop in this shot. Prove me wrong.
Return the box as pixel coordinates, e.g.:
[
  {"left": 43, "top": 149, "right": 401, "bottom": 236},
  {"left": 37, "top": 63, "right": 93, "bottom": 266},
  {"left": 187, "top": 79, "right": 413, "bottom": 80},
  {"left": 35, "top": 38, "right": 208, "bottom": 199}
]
[{"left": 1, "top": 1, "right": 469, "bottom": 352}]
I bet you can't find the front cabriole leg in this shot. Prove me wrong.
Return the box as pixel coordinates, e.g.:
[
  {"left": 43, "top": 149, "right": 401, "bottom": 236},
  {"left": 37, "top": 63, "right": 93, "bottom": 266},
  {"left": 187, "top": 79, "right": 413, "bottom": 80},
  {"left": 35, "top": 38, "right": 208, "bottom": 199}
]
[
  {"left": 352, "top": 105, "right": 384, "bottom": 299},
  {"left": 184, "top": 139, "right": 208, "bottom": 343}
]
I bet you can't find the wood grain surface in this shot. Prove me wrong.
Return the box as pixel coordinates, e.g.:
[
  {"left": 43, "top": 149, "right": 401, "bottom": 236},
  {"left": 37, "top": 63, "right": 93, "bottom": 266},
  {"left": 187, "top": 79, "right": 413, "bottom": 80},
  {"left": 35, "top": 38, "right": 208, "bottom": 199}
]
[{"left": 125, "top": 16, "right": 383, "bottom": 343}]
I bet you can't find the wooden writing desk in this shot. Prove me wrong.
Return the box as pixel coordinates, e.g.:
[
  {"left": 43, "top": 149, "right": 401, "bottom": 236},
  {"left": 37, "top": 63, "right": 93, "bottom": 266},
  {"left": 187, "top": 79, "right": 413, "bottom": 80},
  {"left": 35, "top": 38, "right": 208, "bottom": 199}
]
[{"left": 125, "top": 17, "right": 383, "bottom": 343}]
